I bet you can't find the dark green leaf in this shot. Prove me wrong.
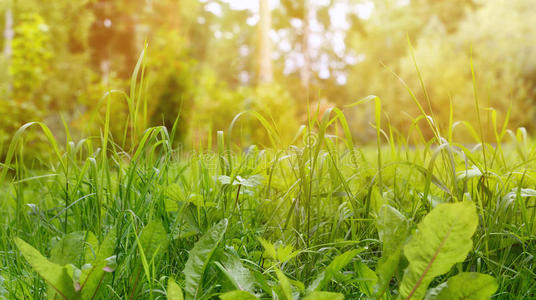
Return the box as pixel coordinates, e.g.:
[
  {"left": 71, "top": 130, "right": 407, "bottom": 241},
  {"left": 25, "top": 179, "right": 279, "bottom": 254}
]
[{"left": 184, "top": 218, "right": 228, "bottom": 300}]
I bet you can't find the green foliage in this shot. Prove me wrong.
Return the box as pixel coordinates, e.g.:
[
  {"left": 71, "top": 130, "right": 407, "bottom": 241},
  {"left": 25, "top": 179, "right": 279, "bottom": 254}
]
[
  {"left": 167, "top": 278, "right": 184, "bottom": 300},
  {"left": 139, "top": 220, "right": 169, "bottom": 263},
  {"left": 4, "top": 8, "right": 536, "bottom": 294},
  {"left": 10, "top": 13, "right": 51, "bottom": 100},
  {"left": 14, "top": 229, "right": 116, "bottom": 300},
  {"left": 15, "top": 238, "right": 81, "bottom": 300},
  {"left": 0, "top": 101, "right": 42, "bottom": 158},
  {"left": 49, "top": 231, "right": 97, "bottom": 266},
  {"left": 214, "top": 250, "right": 256, "bottom": 293},
  {"left": 355, "top": 262, "right": 377, "bottom": 297},
  {"left": 0, "top": 275, "right": 8, "bottom": 299},
  {"left": 183, "top": 218, "right": 228, "bottom": 299},
  {"left": 424, "top": 272, "right": 498, "bottom": 300},
  {"left": 344, "top": 0, "right": 536, "bottom": 142},
  {"left": 219, "top": 290, "right": 257, "bottom": 300},
  {"left": 47, "top": 231, "right": 97, "bottom": 299},
  {"left": 243, "top": 83, "right": 300, "bottom": 146},
  {"left": 275, "top": 268, "right": 293, "bottom": 300},
  {"left": 1, "top": 111, "right": 529, "bottom": 299},
  {"left": 399, "top": 201, "right": 479, "bottom": 300},
  {"left": 374, "top": 205, "right": 410, "bottom": 297},
  {"left": 258, "top": 237, "right": 300, "bottom": 266},
  {"left": 146, "top": 31, "right": 197, "bottom": 141},
  {"left": 189, "top": 68, "right": 243, "bottom": 145},
  {"left": 302, "top": 291, "right": 345, "bottom": 300},
  {"left": 345, "top": 201, "right": 497, "bottom": 300},
  {"left": 1, "top": 0, "right": 536, "bottom": 155},
  {"left": 307, "top": 249, "right": 360, "bottom": 292},
  {"left": 81, "top": 229, "right": 117, "bottom": 299}
]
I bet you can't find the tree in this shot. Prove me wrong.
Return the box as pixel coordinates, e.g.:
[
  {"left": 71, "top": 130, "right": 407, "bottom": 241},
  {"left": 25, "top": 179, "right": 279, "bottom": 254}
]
[
  {"left": 300, "top": 0, "right": 310, "bottom": 88},
  {"left": 258, "top": 0, "right": 273, "bottom": 83}
]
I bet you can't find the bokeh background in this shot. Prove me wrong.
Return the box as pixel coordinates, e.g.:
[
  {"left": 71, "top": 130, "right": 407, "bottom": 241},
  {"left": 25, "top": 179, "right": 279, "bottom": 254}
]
[{"left": 1, "top": 0, "right": 535, "bottom": 155}]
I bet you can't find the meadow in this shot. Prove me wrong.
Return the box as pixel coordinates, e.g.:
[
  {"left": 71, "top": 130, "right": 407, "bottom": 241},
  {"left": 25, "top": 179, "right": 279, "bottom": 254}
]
[
  {"left": 1, "top": 76, "right": 535, "bottom": 299},
  {"left": 3, "top": 0, "right": 536, "bottom": 299}
]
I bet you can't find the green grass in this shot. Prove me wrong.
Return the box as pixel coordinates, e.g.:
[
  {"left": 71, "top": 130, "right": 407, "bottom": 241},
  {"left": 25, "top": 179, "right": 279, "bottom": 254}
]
[
  {"left": 0, "top": 105, "right": 535, "bottom": 299},
  {"left": 0, "top": 51, "right": 535, "bottom": 300}
]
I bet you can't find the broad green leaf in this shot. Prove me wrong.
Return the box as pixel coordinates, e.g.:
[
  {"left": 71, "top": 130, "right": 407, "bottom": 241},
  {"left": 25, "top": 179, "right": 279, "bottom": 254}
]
[
  {"left": 289, "top": 278, "right": 305, "bottom": 293},
  {"left": 399, "top": 201, "right": 478, "bottom": 300},
  {"left": 275, "top": 269, "right": 293, "bottom": 300},
  {"left": 139, "top": 220, "right": 169, "bottom": 262},
  {"left": 373, "top": 252, "right": 399, "bottom": 298},
  {"left": 96, "top": 227, "right": 117, "bottom": 262},
  {"left": 50, "top": 231, "right": 97, "bottom": 266},
  {"left": 307, "top": 249, "right": 360, "bottom": 292},
  {"left": 80, "top": 228, "right": 117, "bottom": 299},
  {"left": 251, "top": 270, "right": 272, "bottom": 295},
  {"left": 219, "top": 290, "right": 257, "bottom": 300},
  {"left": 376, "top": 205, "right": 410, "bottom": 258},
  {"left": 214, "top": 251, "right": 256, "bottom": 293},
  {"left": 424, "top": 272, "right": 497, "bottom": 300},
  {"left": 302, "top": 291, "right": 345, "bottom": 300},
  {"left": 85, "top": 233, "right": 99, "bottom": 262},
  {"left": 374, "top": 205, "right": 409, "bottom": 297},
  {"left": 48, "top": 231, "right": 97, "bottom": 299},
  {"left": 136, "top": 220, "right": 168, "bottom": 287},
  {"left": 15, "top": 238, "right": 80, "bottom": 300},
  {"left": 167, "top": 278, "right": 184, "bottom": 300},
  {"left": 356, "top": 262, "right": 377, "bottom": 297},
  {"left": 184, "top": 218, "right": 228, "bottom": 300}
]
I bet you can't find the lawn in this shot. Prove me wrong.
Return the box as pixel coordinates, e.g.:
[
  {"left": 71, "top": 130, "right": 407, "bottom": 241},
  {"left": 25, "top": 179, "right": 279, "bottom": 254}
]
[{"left": 0, "top": 108, "right": 534, "bottom": 300}]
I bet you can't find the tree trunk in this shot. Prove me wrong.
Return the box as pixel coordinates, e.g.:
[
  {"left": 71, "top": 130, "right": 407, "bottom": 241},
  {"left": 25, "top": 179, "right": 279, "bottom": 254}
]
[
  {"left": 4, "top": 9, "right": 13, "bottom": 62},
  {"left": 258, "top": 0, "right": 273, "bottom": 83},
  {"left": 4, "top": 7, "right": 13, "bottom": 94},
  {"left": 300, "top": 0, "right": 310, "bottom": 88}
]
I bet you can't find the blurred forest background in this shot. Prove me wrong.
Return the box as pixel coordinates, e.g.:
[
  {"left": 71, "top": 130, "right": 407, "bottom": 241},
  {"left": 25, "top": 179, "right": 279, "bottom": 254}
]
[{"left": 1, "top": 0, "right": 535, "bottom": 155}]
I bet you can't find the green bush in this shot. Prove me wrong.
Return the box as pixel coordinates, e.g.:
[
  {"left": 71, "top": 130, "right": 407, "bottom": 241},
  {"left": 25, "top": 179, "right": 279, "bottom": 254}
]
[{"left": 9, "top": 13, "right": 52, "bottom": 102}]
